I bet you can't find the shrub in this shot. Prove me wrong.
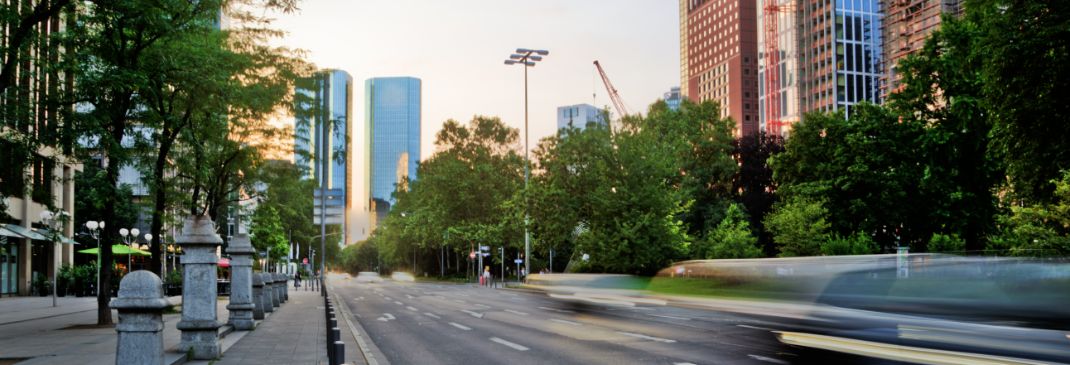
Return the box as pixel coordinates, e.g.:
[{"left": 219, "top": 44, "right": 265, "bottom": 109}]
[
  {"left": 928, "top": 233, "right": 965, "bottom": 253},
  {"left": 821, "top": 232, "right": 878, "bottom": 256}
]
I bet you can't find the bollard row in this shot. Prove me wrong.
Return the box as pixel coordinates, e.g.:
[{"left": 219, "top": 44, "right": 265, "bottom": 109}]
[{"left": 324, "top": 295, "right": 345, "bottom": 365}]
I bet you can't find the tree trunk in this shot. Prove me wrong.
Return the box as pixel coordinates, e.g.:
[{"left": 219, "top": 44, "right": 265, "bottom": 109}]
[{"left": 149, "top": 134, "right": 173, "bottom": 275}]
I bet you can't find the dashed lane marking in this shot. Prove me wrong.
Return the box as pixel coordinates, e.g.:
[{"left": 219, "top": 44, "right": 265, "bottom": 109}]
[
  {"left": 394, "top": 301, "right": 404, "bottom": 306},
  {"left": 648, "top": 314, "right": 690, "bottom": 321},
  {"left": 407, "top": 306, "right": 419, "bottom": 312},
  {"left": 616, "top": 331, "right": 677, "bottom": 343},
  {"left": 424, "top": 312, "right": 441, "bottom": 319},
  {"left": 449, "top": 322, "right": 472, "bottom": 331},
  {"left": 551, "top": 319, "right": 582, "bottom": 326},
  {"left": 504, "top": 309, "right": 528, "bottom": 316},
  {"left": 461, "top": 310, "right": 484, "bottom": 319},
  {"left": 538, "top": 306, "right": 575, "bottom": 314},
  {"left": 748, "top": 355, "right": 789, "bottom": 364},
  {"left": 490, "top": 337, "right": 530, "bottom": 351},
  {"left": 376, "top": 313, "right": 396, "bottom": 322},
  {"left": 737, "top": 324, "right": 776, "bottom": 331}
]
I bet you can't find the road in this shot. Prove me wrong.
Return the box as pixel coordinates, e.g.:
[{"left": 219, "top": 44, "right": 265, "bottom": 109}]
[{"left": 329, "top": 276, "right": 884, "bottom": 365}]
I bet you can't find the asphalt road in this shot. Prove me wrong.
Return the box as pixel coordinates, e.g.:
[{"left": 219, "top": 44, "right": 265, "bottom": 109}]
[{"left": 330, "top": 277, "right": 884, "bottom": 365}]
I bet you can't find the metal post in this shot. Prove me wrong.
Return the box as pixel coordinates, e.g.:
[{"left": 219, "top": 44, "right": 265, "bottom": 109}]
[{"left": 523, "top": 63, "right": 531, "bottom": 281}]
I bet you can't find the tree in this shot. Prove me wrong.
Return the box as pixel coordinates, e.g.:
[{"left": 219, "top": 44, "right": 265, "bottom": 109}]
[
  {"left": 821, "top": 232, "right": 878, "bottom": 256},
  {"left": 695, "top": 203, "right": 762, "bottom": 259},
  {"left": 733, "top": 131, "right": 784, "bottom": 255},
  {"left": 764, "top": 198, "right": 829, "bottom": 257},
  {"left": 249, "top": 205, "right": 287, "bottom": 261},
  {"left": 977, "top": 0, "right": 1070, "bottom": 204},
  {"left": 988, "top": 171, "right": 1070, "bottom": 256}
]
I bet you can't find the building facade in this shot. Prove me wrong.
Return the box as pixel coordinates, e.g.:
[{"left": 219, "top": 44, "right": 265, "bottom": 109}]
[
  {"left": 881, "top": 0, "right": 962, "bottom": 98},
  {"left": 556, "top": 104, "right": 607, "bottom": 131},
  {"left": 294, "top": 70, "right": 353, "bottom": 246},
  {"left": 680, "top": 0, "right": 760, "bottom": 137},
  {"left": 365, "top": 77, "right": 421, "bottom": 230},
  {"left": 758, "top": 0, "right": 884, "bottom": 136},
  {"left": 0, "top": 2, "right": 78, "bottom": 296},
  {"left": 664, "top": 87, "right": 682, "bottom": 111}
]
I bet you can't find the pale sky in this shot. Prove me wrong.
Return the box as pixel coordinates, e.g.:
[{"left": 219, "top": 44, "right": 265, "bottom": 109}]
[{"left": 270, "top": 0, "right": 680, "bottom": 160}]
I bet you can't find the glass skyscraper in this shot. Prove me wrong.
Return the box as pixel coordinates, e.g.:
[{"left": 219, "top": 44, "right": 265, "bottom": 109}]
[
  {"left": 365, "top": 77, "right": 421, "bottom": 228},
  {"left": 294, "top": 69, "right": 353, "bottom": 244}
]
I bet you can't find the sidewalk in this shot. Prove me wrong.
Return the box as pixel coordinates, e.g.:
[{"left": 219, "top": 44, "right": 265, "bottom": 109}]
[
  {"left": 0, "top": 295, "right": 193, "bottom": 365},
  {"left": 205, "top": 289, "right": 338, "bottom": 365}
]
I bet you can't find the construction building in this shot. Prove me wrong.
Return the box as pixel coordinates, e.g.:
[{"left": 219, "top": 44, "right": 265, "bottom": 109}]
[{"left": 880, "top": 0, "right": 963, "bottom": 98}]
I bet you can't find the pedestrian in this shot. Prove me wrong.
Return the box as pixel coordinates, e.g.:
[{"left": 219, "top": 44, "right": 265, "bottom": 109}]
[
  {"left": 294, "top": 270, "right": 301, "bottom": 288},
  {"left": 482, "top": 266, "right": 491, "bottom": 287}
]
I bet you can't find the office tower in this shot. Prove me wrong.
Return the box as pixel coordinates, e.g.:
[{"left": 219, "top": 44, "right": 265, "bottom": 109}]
[
  {"left": 680, "top": 0, "right": 760, "bottom": 137},
  {"left": 758, "top": 0, "right": 885, "bottom": 136},
  {"left": 365, "top": 77, "right": 421, "bottom": 229},
  {"left": 556, "top": 104, "right": 607, "bottom": 131},
  {"left": 294, "top": 69, "right": 353, "bottom": 245}
]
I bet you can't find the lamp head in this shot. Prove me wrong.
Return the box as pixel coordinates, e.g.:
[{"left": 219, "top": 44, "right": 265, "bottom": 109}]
[
  {"left": 119, "top": 228, "right": 129, "bottom": 237},
  {"left": 86, "top": 221, "right": 99, "bottom": 230},
  {"left": 130, "top": 228, "right": 140, "bottom": 237}
]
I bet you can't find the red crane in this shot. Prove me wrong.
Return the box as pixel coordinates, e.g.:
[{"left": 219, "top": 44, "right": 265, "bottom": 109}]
[
  {"left": 593, "top": 60, "right": 629, "bottom": 118},
  {"left": 763, "top": 0, "right": 795, "bottom": 136}
]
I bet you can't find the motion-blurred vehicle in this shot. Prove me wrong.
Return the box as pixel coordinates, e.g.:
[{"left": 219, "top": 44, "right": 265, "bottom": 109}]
[
  {"left": 523, "top": 273, "right": 665, "bottom": 308},
  {"left": 355, "top": 271, "right": 383, "bottom": 283},
  {"left": 390, "top": 272, "right": 415, "bottom": 282},
  {"left": 657, "top": 255, "right": 1070, "bottom": 364}
]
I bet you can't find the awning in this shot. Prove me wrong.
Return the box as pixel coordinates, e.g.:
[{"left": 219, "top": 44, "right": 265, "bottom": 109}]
[
  {"left": 219, "top": 258, "right": 230, "bottom": 267},
  {"left": 2, "top": 224, "right": 48, "bottom": 241},
  {"left": 34, "top": 228, "right": 80, "bottom": 245},
  {"left": 0, "top": 225, "right": 23, "bottom": 239}
]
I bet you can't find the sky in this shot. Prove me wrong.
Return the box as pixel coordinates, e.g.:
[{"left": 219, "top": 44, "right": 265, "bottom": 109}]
[{"left": 270, "top": 0, "right": 680, "bottom": 160}]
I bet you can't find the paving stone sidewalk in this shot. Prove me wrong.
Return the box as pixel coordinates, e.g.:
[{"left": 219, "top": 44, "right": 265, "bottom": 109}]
[{"left": 210, "top": 288, "right": 357, "bottom": 365}]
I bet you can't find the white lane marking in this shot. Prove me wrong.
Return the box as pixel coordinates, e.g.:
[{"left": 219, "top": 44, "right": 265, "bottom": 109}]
[
  {"left": 449, "top": 322, "right": 472, "bottom": 331},
  {"left": 394, "top": 301, "right": 404, "bottom": 306},
  {"left": 550, "top": 319, "right": 582, "bottom": 326},
  {"left": 383, "top": 296, "right": 391, "bottom": 300},
  {"left": 629, "top": 307, "right": 655, "bottom": 311},
  {"left": 376, "top": 313, "right": 396, "bottom": 322},
  {"left": 616, "top": 331, "right": 677, "bottom": 343},
  {"left": 748, "top": 354, "right": 789, "bottom": 364},
  {"left": 424, "top": 312, "right": 441, "bottom": 319},
  {"left": 504, "top": 309, "right": 528, "bottom": 316},
  {"left": 461, "top": 310, "right": 484, "bottom": 318},
  {"left": 490, "top": 337, "right": 530, "bottom": 351},
  {"left": 674, "top": 363, "right": 697, "bottom": 365},
  {"left": 454, "top": 299, "right": 467, "bottom": 304},
  {"left": 405, "top": 294, "right": 415, "bottom": 299},
  {"left": 354, "top": 296, "right": 365, "bottom": 301},
  {"left": 473, "top": 304, "right": 491, "bottom": 309},
  {"left": 649, "top": 314, "right": 690, "bottom": 321},
  {"left": 737, "top": 324, "right": 775, "bottom": 331},
  {"left": 538, "top": 306, "right": 575, "bottom": 314},
  {"left": 407, "top": 306, "right": 419, "bottom": 311}
]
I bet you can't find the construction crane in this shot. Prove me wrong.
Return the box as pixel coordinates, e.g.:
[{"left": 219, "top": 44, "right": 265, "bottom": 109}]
[
  {"left": 763, "top": 0, "right": 795, "bottom": 136},
  {"left": 593, "top": 60, "right": 629, "bottom": 118}
]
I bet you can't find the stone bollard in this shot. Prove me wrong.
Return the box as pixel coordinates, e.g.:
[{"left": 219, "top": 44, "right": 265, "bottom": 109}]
[
  {"left": 259, "top": 273, "right": 274, "bottom": 314},
  {"left": 268, "top": 273, "right": 280, "bottom": 308},
  {"left": 282, "top": 273, "right": 289, "bottom": 301},
  {"left": 275, "top": 273, "right": 286, "bottom": 303},
  {"left": 251, "top": 273, "right": 265, "bottom": 320},
  {"left": 112, "top": 270, "right": 171, "bottom": 365},
  {"left": 225, "top": 234, "right": 255, "bottom": 330},
  {"left": 175, "top": 215, "right": 222, "bottom": 360}
]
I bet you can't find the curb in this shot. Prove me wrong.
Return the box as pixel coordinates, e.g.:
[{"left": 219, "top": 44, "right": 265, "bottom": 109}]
[{"left": 330, "top": 285, "right": 389, "bottom": 365}]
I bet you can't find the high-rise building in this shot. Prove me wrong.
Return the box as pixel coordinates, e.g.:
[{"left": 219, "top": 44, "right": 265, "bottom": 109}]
[
  {"left": 664, "top": 87, "right": 682, "bottom": 111},
  {"left": 758, "top": 0, "right": 885, "bottom": 136},
  {"left": 556, "top": 104, "right": 607, "bottom": 131},
  {"left": 679, "top": 0, "right": 760, "bottom": 137},
  {"left": 881, "top": 0, "right": 962, "bottom": 98},
  {"left": 365, "top": 77, "right": 421, "bottom": 229},
  {"left": 294, "top": 69, "right": 353, "bottom": 245}
]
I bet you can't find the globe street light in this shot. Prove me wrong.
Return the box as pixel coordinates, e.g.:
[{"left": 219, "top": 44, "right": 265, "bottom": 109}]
[
  {"left": 119, "top": 228, "right": 140, "bottom": 272},
  {"left": 504, "top": 47, "right": 549, "bottom": 280},
  {"left": 85, "top": 220, "right": 105, "bottom": 295}
]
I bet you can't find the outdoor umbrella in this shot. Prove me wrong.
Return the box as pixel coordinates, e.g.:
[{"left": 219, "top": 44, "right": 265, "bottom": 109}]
[{"left": 77, "top": 244, "right": 151, "bottom": 256}]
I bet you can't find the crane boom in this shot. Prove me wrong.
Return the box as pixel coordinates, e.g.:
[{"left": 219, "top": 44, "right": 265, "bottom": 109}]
[{"left": 593, "top": 60, "right": 629, "bottom": 118}]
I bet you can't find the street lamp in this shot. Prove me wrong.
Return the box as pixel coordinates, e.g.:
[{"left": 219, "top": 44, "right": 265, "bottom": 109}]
[
  {"left": 39, "top": 210, "right": 68, "bottom": 307},
  {"left": 85, "top": 220, "right": 105, "bottom": 296},
  {"left": 119, "top": 228, "right": 140, "bottom": 272},
  {"left": 504, "top": 47, "right": 548, "bottom": 280}
]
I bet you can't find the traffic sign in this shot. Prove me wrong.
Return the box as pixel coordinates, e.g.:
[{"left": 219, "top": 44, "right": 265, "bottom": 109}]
[
  {"left": 479, "top": 245, "right": 489, "bottom": 251},
  {"left": 469, "top": 252, "right": 476, "bottom": 259},
  {"left": 481, "top": 253, "right": 489, "bottom": 257},
  {"left": 513, "top": 258, "right": 523, "bottom": 264},
  {"left": 303, "top": 258, "right": 309, "bottom": 264}
]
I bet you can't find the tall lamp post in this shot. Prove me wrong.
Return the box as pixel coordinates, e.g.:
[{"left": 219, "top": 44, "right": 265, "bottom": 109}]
[
  {"left": 39, "top": 210, "right": 68, "bottom": 307},
  {"left": 504, "top": 48, "right": 548, "bottom": 280},
  {"left": 85, "top": 221, "right": 104, "bottom": 296}
]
